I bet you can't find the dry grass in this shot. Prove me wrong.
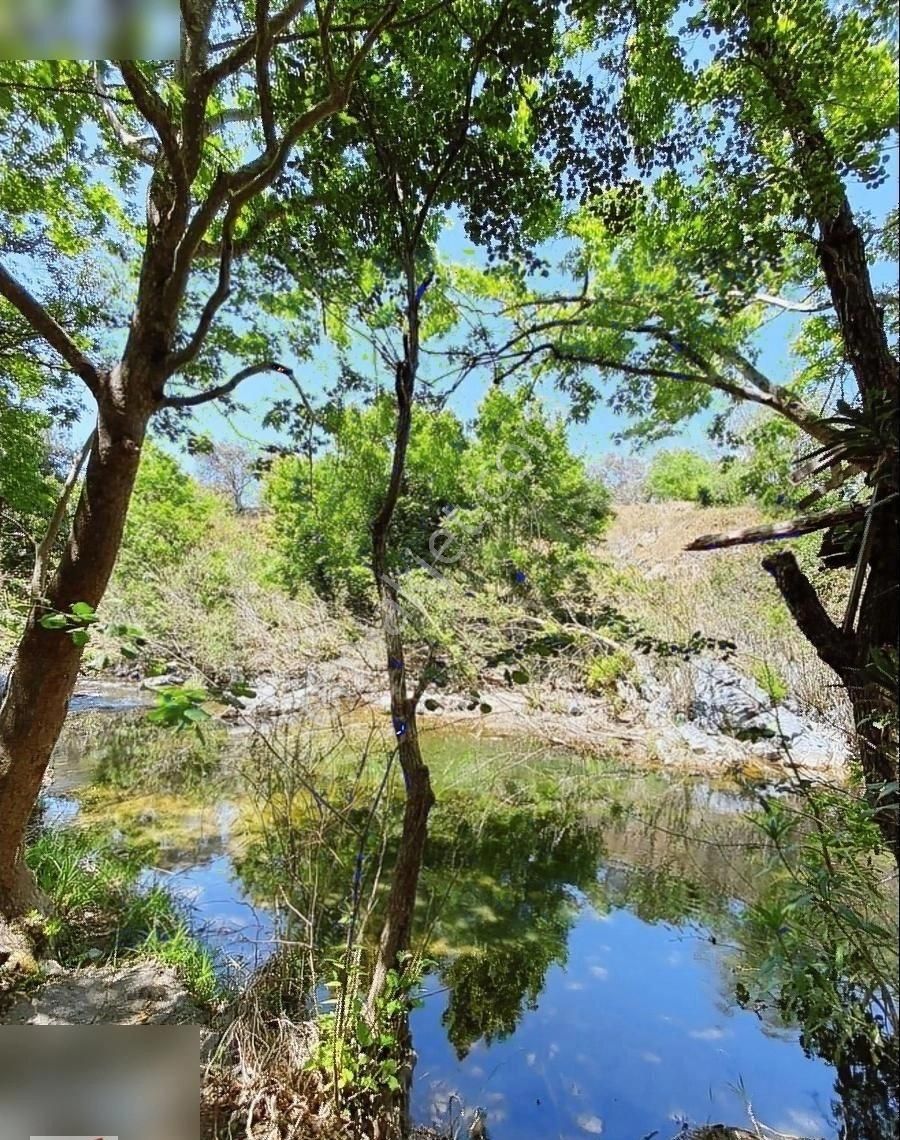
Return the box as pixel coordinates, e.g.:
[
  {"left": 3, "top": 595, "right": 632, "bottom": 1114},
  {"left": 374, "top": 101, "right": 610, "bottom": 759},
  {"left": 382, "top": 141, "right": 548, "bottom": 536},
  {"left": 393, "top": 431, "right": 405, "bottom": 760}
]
[
  {"left": 596, "top": 502, "right": 853, "bottom": 729},
  {"left": 97, "top": 511, "right": 349, "bottom": 684}
]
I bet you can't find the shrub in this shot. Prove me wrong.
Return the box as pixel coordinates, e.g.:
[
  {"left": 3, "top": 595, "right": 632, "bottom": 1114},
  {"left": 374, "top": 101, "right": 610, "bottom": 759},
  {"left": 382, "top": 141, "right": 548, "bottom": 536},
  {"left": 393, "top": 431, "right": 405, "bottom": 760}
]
[
  {"left": 751, "top": 659, "right": 790, "bottom": 705},
  {"left": 644, "top": 448, "right": 741, "bottom": 505},
  {"left": 585, "top": 649, "right": 635, "bottom": 693},
  {"left": 265, "top": 396, "right": 466, "bottom": 608},
  {"left": 265, "top": 388, "right": 612, "bottom": 606},
  {"left": 119, "top": 441, "right": 214, "bottom": 573}
]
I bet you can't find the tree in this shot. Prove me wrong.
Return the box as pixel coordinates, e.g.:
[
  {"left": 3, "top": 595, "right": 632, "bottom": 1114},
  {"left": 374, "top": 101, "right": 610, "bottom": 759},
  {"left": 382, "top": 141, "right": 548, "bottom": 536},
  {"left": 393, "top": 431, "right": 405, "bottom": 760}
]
[
  {"left": 195, "top": 440, "right": 259, "bottom": 513},
  {"left": 264, "top": 0, "right": 598, "bottom": 1008},
  {"left": 458, "top": 0, "right": 899, "bottom": 855},
  {"left": 644, "top": 448, "right": 728, "bottom": 505},
  {"left": 264, "top": 397, "right": 467, "bottom": 607},
  {"left": 0, "top": 5, "right": 411, "bottom": 915},
  {"left": 448, "top": 386, "right": 611, "bottom": 594},
  {"left": 264, "top": 390, "right": 609, "bottom": 606}
]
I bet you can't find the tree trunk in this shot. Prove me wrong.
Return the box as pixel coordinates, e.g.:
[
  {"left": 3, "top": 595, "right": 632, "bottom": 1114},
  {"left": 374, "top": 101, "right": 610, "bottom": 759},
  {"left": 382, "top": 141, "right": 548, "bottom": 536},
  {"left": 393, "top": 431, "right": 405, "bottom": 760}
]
[
  {"left": 367, "top": 334, "right": 436, "bottom": 1013},
  {"left": 763, "top": 535, "right": 899, "bottom": 861},
  {"left": 367, "top": 721, "right": 435, "bottom": 1010},
  {"left": 845, "top": 502, "right": 899, "bottom": 856},
  {"left": 0, "top": 389, "right": 151, "bottom": 914}
]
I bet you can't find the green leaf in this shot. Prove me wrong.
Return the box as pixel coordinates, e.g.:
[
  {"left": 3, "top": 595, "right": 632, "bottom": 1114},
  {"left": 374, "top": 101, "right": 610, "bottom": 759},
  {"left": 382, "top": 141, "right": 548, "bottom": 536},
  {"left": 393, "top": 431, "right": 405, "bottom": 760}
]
[
  {"left": 183, "top": 706, "right": 210, "bottom": 723},
  {"left": 39, "top": 613, "right": 69, "bottom": 630}
]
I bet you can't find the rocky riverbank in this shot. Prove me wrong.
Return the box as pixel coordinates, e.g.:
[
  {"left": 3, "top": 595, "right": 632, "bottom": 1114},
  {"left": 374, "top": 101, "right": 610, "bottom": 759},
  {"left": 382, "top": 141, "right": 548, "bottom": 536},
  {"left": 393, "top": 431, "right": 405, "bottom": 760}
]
[{"left": 67, "top": 639, "right": 849, "bottom": 783}]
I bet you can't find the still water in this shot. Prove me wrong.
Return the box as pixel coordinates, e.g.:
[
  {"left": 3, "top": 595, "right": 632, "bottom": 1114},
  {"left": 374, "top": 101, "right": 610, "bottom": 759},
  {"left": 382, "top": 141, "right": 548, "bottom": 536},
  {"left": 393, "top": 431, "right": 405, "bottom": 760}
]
[{"left": 47, "top": 717, "right": 847, "bottom": 1139}]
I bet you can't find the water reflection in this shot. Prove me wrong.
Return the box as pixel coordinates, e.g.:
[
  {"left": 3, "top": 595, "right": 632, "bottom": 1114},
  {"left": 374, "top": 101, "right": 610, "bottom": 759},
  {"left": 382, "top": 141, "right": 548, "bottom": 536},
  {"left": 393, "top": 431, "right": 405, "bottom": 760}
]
[{"left": 47, "top": 721, "right": 897, "bottom": 1139}]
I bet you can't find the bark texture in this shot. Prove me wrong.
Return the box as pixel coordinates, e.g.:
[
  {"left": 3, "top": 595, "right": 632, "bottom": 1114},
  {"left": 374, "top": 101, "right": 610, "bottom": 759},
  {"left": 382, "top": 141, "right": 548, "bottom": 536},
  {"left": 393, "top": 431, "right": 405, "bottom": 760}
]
[{"left": 0, "top": 384, "right": 153, "bottom": 912}]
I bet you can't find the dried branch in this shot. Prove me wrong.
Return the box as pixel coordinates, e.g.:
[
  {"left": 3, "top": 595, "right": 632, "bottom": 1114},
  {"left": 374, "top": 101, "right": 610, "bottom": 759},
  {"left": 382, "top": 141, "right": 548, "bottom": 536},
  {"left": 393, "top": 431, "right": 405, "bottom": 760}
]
[
  {"left": 93, "top": 62, "right": 157, "bottom": 161},
  {"left": 205, "top": 106, "right": 259, "bottom": 133},
  {"left": 685, "top": 501, "right": 868, "bottom": 551}
]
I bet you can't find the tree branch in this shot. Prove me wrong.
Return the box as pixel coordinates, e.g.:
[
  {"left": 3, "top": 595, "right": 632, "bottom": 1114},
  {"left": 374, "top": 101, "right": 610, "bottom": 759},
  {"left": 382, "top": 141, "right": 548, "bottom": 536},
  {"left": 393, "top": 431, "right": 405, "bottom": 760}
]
[
  {"left": 31, "top": 428, "right": 95, "bottom": 601},
  {"left": 761, "top": 550, "right": 855, "bottom": 676},
  {"left": 749, "top": 290, "right": 831, "bottom": 313},
  {"left": 93, "top": 62, "right": 158, "bottom": 161},
  {"left": 171, "top": 0, "right": 400, "bottom": 313},
  {"left": 685, "top": 501, "right": 867, "bottom": 551},
  {"left": 117, "top": 61, "right": 188, "bottom": 197},
  {"left": 166, "top": 201, "right": 237, "bottom": 375},
  {"left": 204, "top": 106, "right": 259, "bottom": 133},
  {"left": 161, "top": 360, "right": 295, "bottom": 408},
  {"left": 255, "top": 0, "right": 278, "bottom": 150},
  {"left": 0, "top": 263, "right": 101, "bottom": 395}
]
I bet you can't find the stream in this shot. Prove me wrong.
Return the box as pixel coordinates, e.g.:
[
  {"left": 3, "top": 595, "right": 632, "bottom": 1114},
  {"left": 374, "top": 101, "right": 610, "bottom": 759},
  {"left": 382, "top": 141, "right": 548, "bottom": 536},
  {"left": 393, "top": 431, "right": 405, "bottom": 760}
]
[{"left": 41, "top": 687, "right": 864, "bottom": 1140}]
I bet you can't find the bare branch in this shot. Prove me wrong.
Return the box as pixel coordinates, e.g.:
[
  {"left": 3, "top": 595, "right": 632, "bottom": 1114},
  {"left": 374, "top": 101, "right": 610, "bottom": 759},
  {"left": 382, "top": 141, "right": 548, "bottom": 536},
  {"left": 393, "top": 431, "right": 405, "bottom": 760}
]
[
  {"left": 117, "top": 61, "right": 188, "bottom": 197},
  {"left": 93, "top": 62, "right": 157, "bottom": 162},
  {"left": 747, "top": 290, "right": 832, "bottom": 313},
  {"left": 31, "top": 428, "right": 95, "bottom": 602},
  {"left": 161, "top": 360, "right": 295, "bottom": 408},
  {"left": 204, "top": 106, "right": 259, "bottom": 134},
  {"left": 0, "top": 262, "right": 102, "bottom": 395},
  {"left": 685, "top": 502, "right": 868, "bottom": 551}
]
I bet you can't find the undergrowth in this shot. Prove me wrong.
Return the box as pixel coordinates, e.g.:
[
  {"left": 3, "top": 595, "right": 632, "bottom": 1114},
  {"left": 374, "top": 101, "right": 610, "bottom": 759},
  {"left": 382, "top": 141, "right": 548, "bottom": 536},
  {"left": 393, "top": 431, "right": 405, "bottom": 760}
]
[{"left": 25, "top": 824, "right": 224, "bottom": 1007}]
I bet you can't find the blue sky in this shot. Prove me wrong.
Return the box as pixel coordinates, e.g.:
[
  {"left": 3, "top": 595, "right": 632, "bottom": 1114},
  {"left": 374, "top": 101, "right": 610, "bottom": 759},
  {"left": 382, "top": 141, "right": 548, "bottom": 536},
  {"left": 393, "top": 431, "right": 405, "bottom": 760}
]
[
  {"left": 51, "top": 63, "right": 897, "bottom": 473},
  {"left": 160, "top": 135, "right": 897, "bottom": 472}
]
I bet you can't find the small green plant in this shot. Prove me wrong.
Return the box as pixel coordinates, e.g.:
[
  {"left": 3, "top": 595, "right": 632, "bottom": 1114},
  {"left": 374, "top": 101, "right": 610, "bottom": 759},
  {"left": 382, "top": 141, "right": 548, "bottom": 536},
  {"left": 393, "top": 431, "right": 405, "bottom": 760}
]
[
  {"left": 751, "top": 660, "right": 790, "bottom": 704},
  {"left": 147, "top": 685, "right": 212, "bottom": 731},
  {"left": 585, "top": 649, "right": 635, "bottom": 693},
  {"left": 310, "top": 952, "right": 427, "bottom": 1112}
]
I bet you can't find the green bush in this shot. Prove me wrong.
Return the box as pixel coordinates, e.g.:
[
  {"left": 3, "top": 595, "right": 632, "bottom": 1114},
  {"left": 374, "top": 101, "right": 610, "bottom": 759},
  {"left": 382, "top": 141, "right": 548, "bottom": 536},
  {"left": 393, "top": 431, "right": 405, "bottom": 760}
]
[
  {"left": 585, "top": 649, "right": 635, "bottom": 693},
  {"left": 447, "top": 388, "right": 611, "bottom": 592},
  {"left": 265, "top": 388, "right": 612, "bottom": 606},
  {"left": 119, "top": 441, "right": 214, "bottom": 573},
  {"left": 265, "top": 396, "right": 466, "bottom": 608},
  {"left": 751, "top": 659, "right": 790, "bottom": 704},
  {"left": 0, "top": 390, "right": 58, "bottom": 577},
  {"left": 644, "top": 448, "right": 741, "bottom": 505}
]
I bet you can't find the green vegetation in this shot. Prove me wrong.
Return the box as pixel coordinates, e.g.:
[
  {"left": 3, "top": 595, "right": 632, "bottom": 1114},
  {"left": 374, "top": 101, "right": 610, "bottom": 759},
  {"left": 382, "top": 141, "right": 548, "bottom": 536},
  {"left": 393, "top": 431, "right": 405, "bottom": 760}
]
[
  {"left": 265, "top": 387, "right": 610, "bottom": 609},
  {"left": 585, "top": 649, "right": 635, "bottom": 693},
  {"left": 0, "top": 4, "right": 896, "bottom": 1137},
  {"left": 26, "top": 825, "right": 222, "bottom": 1006},
  {"left": 644, "top": 449, "right": 738, "bottom": 506}
]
